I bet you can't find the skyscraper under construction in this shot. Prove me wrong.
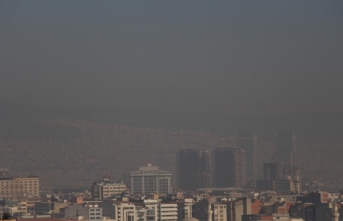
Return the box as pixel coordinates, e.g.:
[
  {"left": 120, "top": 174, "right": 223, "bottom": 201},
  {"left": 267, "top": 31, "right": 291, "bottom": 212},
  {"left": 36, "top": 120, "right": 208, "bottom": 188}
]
[
  {"left": 236, "top": 131, "right": 257, "bottom": 185},
  {"left": 275, "top": 131, "right": 296, "bottom": 166},
  {"left": 212, "top": 147, "right": 247, "bottom": 188},
  {"left": 176, "top": 149, "right": 210, "bottom": 191}
]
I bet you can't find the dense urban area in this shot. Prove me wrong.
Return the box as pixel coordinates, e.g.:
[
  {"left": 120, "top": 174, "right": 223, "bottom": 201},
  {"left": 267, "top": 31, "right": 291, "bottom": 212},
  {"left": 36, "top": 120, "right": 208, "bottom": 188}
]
[
  {"left": 0, "top": 104, "right": 343, "bottom": 221},
  {"left": 1, "top": 1, "right": 342, "bottom": 221}
]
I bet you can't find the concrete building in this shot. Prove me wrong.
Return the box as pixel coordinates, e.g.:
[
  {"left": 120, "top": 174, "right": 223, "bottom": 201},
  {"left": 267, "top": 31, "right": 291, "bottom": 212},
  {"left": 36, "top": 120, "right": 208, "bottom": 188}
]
[
  {"left": 274, "top": 131, "right": 296, "bottom": 166},
  {"left": 212, "top": 203, "right": 228, "bottom": 221},
  {"left": 113, "top": 200, "right": 178, "bottom": 221},
  {"left": 51, "top": 202, "right": 68, "bottom": 215},
  {"left": 91, "top": 176, "right": 127, "bottom": 200},
  {"left": 234, "top": 149, "right": 247, "bottom": 188},
  {"left": 129, "top": 164, "right": 172, "bottom": 195},
  {"left": 114, "top": 203, "right": 137, "bottom": 221},
  {"left": 177, "top": 199, "right": 193, "bottom": 221},
  {"left": 212, "top": 148, "right": 246, "bottom": 188},
  {"left": 98, "top": 201, "right": 116, "bottom": 219},
  {"left": 65, "top": 204, "right": 102, "bottom": 221},
  {"left": 236, "top": 131, "right": 257, "bottom": 185},
  {"left": 177, "top": 149, "right": 210, "bottom": 191},
  {"left": 34, "top": 202, "right": 51, "bottom": 215},
  {"left": 0, "top": 176, "right": 39, "bottom": 198},
  {"left": 260, "top": 163, "right": 301, "bottom": 193},
  {"left": 235, "top": 198, "right": 252, "bottom": 221},
  {"left": 2, "top": 201, "right": 28, "bottom": 215},
  {"left": 191, "top": 199, "right": 210, "bottom": 221},
  {"left": 144, "top": 200, "right": 178, "bottom": 221}
]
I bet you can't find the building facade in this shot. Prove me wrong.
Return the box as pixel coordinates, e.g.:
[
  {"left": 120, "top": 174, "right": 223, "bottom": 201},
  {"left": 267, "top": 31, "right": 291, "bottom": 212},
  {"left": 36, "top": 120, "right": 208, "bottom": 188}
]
[
  {"left": 65, "top": 204, "right": 102, "bottom": 221},
  {"left": 235, "top": 131, "right": 257, "bottom": 185},
  {"left": 145, "top": 200, "right": 178, "bottom": 221},
  {"left": 129, "top": 164, "right": 172, "bottom": 195},
  {"left": 114, "top": 203, "right": 137, "bottom": 221},
  {"left": 177, "top": 199, "right": 193, "bottom": 221},
  {"left": 177, "top": 149, "right": 210, "bottom": 191},
  {"left": 91, "top": 176, "right": 127, "bottom": 200},
  {"left": 212, "top": 203, "right": 228, "bottom": 221},
  {"left": 262, "top": 163, "right": 301, "bottom": 193},
  {"left": 0, "top": 176, "right": 39, "bottom": 198},
  {"left": 212, "top": 148, "right": 246, "bottom": 188}
]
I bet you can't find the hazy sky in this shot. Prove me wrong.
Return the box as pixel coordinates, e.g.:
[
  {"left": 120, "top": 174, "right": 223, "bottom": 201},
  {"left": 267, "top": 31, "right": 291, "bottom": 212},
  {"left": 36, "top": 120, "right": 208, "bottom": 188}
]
[{"left": 1, "top": 1, "right": 343, "bottom": 116}]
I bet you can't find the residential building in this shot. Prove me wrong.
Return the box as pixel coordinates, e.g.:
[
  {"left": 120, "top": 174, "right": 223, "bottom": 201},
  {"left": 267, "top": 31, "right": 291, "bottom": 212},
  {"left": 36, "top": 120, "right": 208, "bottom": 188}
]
[
  {"left": 114, "top": 203, "right": 137, "bottom": 221},
  {"left": 2, "top": 201, "right": 27, "bottom": 215},
  {"left": 65, "top": 204, "right": 102, "bottom": 221},
  {"left": 177, "top": 199, "right": 193, "bottom": 221},
  {"left": 212, "top": 203, "right": 228, "bottom": 221},
  {"left": 91, "top": 176, "right": 127, "bottom": 200},
  {"left": 144, "top": 200, "right": 178, "bottom": 221},
  {"left": 235, "top": 198, "right": 252, "bottom": 221}
]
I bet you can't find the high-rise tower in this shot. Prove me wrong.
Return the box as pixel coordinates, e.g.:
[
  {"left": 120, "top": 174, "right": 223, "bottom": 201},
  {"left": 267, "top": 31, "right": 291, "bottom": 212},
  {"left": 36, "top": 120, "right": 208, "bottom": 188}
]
[
  {"left": 275, "top": 131, "right": 296, "bottom": 166},
  {"left": 177, "top": 149, "right": 210, "bottom": 191},
  {"left": 212, "top": 147, "right": 246, "bottom": 188},
  {"left": 236, "top": 131, "right": 257, "bottom": 184}
]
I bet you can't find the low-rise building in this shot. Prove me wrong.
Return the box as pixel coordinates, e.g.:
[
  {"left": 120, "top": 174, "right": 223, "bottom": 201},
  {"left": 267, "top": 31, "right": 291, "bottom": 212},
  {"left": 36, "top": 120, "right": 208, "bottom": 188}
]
[
  {"left": 91, "top": 176, "right": 127, "bottom": 200},
  {"left": 65, "top": 204, "right": 103, "bottom": 221}
]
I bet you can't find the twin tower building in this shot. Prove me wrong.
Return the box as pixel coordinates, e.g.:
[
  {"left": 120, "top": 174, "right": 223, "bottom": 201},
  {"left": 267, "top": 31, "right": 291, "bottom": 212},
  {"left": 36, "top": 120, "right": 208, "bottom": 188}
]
[{"left": 176, "top": 131, "right": 296, "bottom": 191}]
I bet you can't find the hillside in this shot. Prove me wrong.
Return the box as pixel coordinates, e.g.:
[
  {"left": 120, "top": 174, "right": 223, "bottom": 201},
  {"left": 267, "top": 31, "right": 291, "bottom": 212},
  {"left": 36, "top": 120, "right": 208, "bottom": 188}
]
[{"left": 1, "top": 102, "right": 343, "bottom": 189}]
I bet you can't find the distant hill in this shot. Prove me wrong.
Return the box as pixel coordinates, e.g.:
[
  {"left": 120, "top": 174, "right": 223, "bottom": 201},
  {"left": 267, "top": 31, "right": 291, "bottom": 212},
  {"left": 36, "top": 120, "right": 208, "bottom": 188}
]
[
  {"left": 1, "top": 101, "right": 343, "bottom": 189},
  {"left": 1, "top": 101, "right": 343, "bottom": 142}
]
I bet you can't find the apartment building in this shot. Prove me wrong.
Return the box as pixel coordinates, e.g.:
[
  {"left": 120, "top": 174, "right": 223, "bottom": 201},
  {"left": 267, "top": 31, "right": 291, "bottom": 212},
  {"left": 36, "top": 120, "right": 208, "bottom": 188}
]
[
  {"left": 65, "top": 204, "right": 102, "bottom": 221},
  {"left": 91, "top": 176, "right": 127, "bottom": 200}
]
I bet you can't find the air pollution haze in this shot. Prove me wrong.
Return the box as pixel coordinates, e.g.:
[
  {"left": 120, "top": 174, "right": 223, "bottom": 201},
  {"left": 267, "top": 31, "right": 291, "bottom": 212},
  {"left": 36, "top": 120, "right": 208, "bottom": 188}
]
[
  {"left": 1, "top": 1, "right": 343, "bottom": 116},
  {"left": 0, "top": 1, "right": 343, "bottom": 190}
]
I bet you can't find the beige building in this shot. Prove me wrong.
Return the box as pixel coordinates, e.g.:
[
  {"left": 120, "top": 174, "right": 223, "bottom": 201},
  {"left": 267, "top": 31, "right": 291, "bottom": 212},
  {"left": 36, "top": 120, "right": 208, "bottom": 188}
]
[
  {"left": 0, "top": 176, "right": 39, "bottom": 198},
  {"left": 91, "top": 176, "right": 127, "bottom": 200},
  {"left": 129, "top": 164, "right": 172, "bottom": 195},
  {"left": 213, "top": 203, "right": 228, "bottom": 221}
]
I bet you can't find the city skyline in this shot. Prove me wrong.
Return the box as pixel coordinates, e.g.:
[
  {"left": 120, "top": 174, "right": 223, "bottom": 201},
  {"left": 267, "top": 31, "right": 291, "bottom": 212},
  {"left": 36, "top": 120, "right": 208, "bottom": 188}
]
[{"left": 0, "top": 0, "right": 343, "bottom": 200}]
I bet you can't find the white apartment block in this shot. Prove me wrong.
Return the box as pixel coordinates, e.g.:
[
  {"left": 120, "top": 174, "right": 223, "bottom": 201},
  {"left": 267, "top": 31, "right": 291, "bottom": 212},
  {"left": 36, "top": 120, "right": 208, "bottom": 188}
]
[
  {"left": 0, "top": 176, "right": 39, "bottom": 198},
  {"left": 159, "top": 203, "right": 178, "bottom": 221},
  {"left": 145, "top": 200, "right": 178, "bottom": 221},
  {"left": 92, "top": 178, "right": 127, "bottom": 200},
  {"left": 113, "top": 200, "right": 178, "bottom": 221},
  {"left": 114, "top": 203, "right": 137, "bottom": 221}
]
